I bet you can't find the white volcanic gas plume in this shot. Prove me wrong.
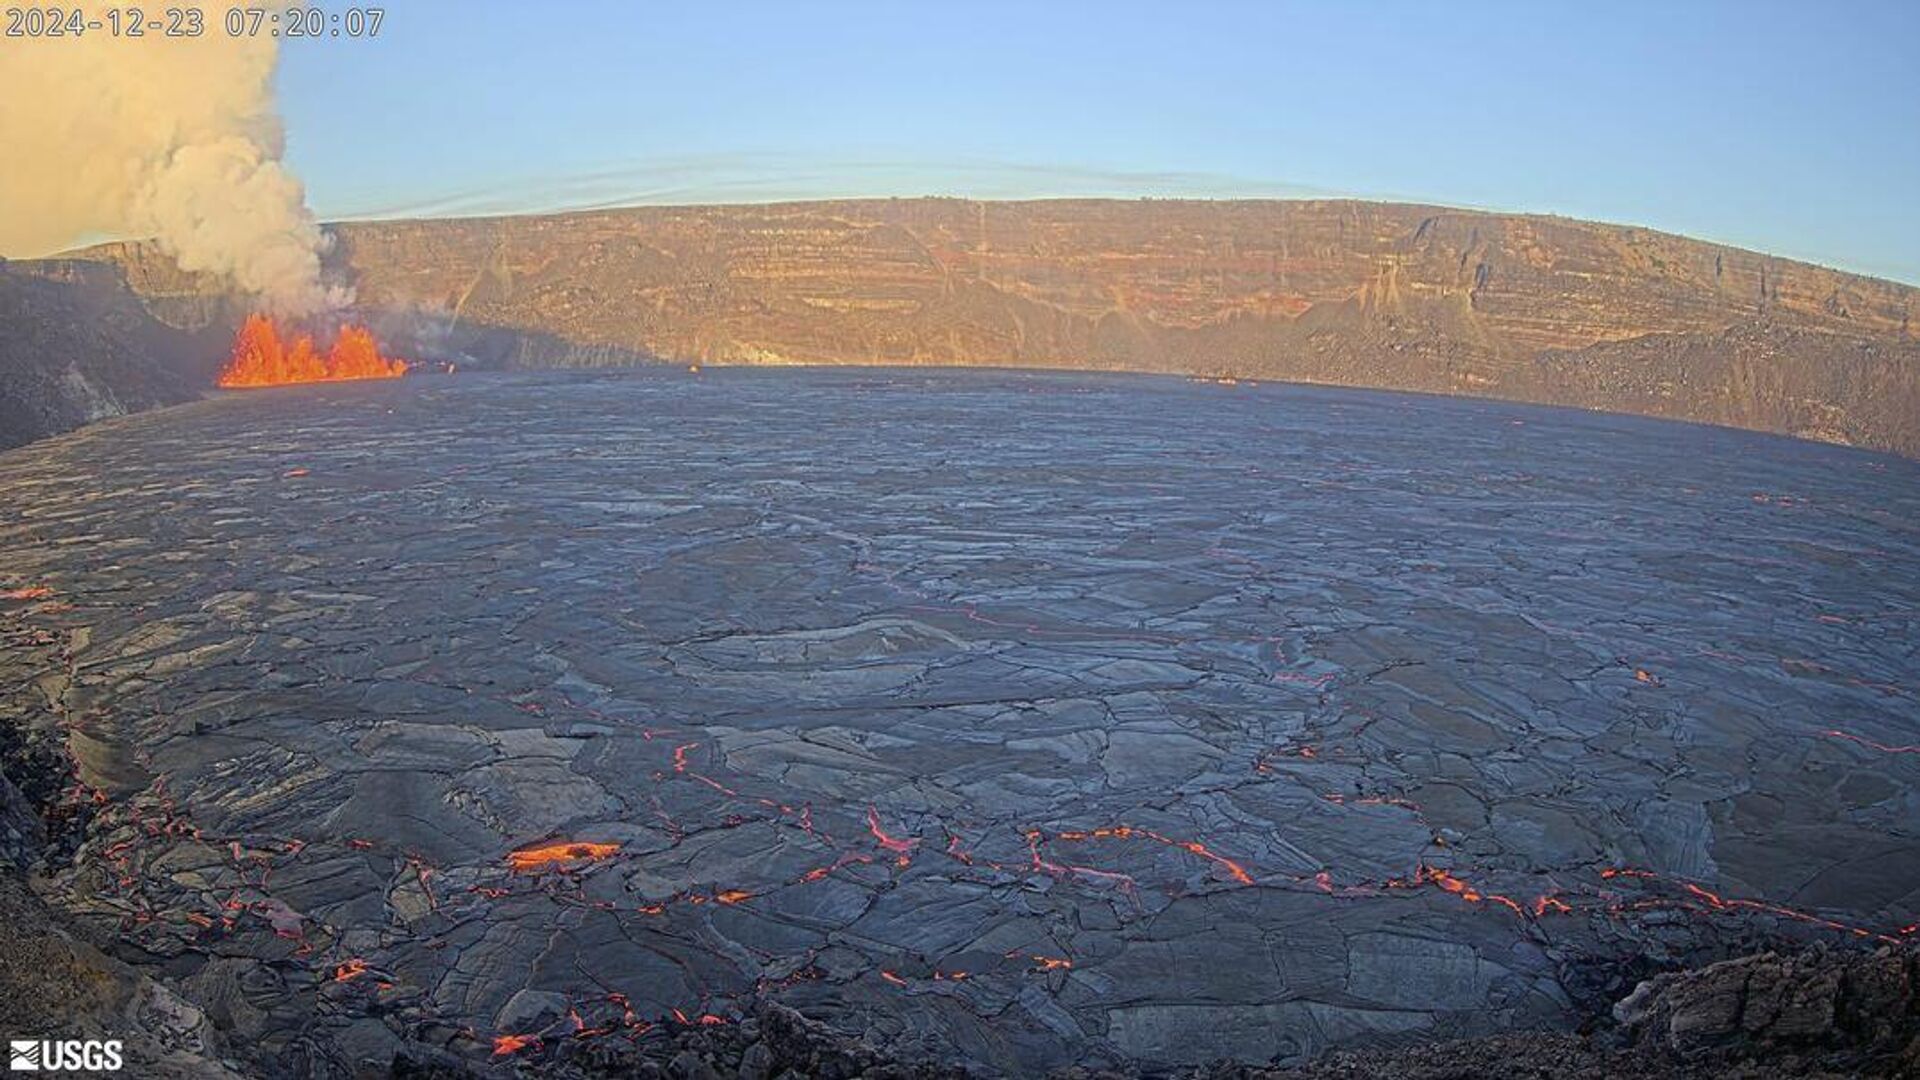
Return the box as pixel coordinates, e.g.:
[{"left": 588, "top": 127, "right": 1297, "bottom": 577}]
[{"left": 0, "top": 22, "right": 348, "bottom": 316}]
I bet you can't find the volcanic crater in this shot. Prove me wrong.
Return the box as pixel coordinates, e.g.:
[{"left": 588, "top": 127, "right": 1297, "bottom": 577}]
[{"left": 1, "top": 368, "right": 1916, "bottom": 1076}]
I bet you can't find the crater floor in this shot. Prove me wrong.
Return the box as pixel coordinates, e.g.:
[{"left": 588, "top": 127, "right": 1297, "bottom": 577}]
[{"left": 1, "top": 369, "right": 1916, "bottom": 1075}]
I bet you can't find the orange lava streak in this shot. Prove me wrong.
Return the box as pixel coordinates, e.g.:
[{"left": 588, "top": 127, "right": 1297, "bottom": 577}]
[
  {"left": 866, "top": 806, "right": 920, "bottom": 864},
  {"left": 1592, "top": 866, "right": 1902, "bottom": 943},
  {"left": 1, "top": 586, "right": 53, "bottom": 600},
  {"left": 1025, "top": 829, "right": 1136, "bottom": 889},
  {"left": 567, "top": 1007, "right": 612, "bottom": 1038},
  {"left": 1169, "top": 836, "right": 1252, "bottom": 884},
  {"left": 332, "top": 958, "right": 368, "bottom": 982},
  {"left": 217, "top": 314, "right": 408, "bottom": 388},
  {"left": 799, "top": 852, "right": 874, "bottom": 883},
  {"left": 1384, "top": 865, "right": 1572, "bottom": 919},
  {"left": 944, "top": 832, "right": 975, "bottom": 865},
  {"left": 506, "top": 840, "right": 620, "bottom": 872},
  {"left": 1054, "top": 824, "right": 1253, "bottom": 884},
  {"left": 1823, "top": 729, "right": 1920, "bottom": 754},
  {"left": 1418, "top": 866, "right": 1528, "bottom": 915},
  {"left": 1254, "top": 744, "right": 1320, "bottom": 773},
  {"left": 667, "top": 740, "right": 748, "bottom": 797},
  {"left": 1678, "top": 881, "right": 1903, "bottom": 942},
  {"left": 491, "top": 1034, "right": 537, "bottom": 1056}
]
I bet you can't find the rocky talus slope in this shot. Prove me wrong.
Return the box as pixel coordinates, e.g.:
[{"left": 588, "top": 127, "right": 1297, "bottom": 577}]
[{"left": 0, "top": 259, "right": 215, "bottom": 450}]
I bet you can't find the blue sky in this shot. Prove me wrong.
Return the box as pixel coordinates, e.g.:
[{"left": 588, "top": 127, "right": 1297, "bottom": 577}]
[{"left": 280, "top": 1, "right": 1920, "bottom": 284}]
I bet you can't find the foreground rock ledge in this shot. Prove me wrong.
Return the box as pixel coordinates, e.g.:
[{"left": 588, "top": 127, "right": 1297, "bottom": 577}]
[{"left": 4, "top": 873, "right": 1913, "bottom": 1080}]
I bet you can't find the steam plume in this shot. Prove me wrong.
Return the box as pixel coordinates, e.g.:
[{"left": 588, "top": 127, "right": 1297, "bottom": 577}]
[{"left": 0, "top": 21, "right": 347, "bottom": 315}]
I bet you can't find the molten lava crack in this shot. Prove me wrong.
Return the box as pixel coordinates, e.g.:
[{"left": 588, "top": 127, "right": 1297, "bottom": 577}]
[{"left": 505, "top": 840, "right": 621, "bottom": 873}]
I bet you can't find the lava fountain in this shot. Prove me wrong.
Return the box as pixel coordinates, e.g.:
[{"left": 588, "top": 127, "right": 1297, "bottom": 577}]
[{"left": 217, "top": 313, "right": 408, "bottom": 388}]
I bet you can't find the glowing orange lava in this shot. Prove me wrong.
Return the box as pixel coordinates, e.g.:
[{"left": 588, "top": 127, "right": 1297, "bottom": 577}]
[
  {"left": 1823, "top": 729, "right": 1920, "bottom": 755},
  {"left": 1025, "top": 829, "right": 1136, "bottom": 889},
  {"left": 1053, "top": 824, "right": 1254, "bottom": 884},
  {"left": 217, "top": 314, "right": 408, "bottom": 388},
  {"left": 1676, "top": 880, "right": 1904, "bottom": 941},
  {"left": 866, "top": 806, "right": 920, "bottom": 864},
  {"left": 1406, "top": 865, "right": 1525, "bottom": 915},
  {"left": 506, "top": 840, "right": 620, "bottom": 872},
  {"left": 491, "top": 1034, "right": 536, "bottom": 1056}
]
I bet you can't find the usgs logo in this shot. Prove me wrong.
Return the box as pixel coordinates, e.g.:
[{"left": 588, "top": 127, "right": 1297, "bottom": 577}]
[{"left": 8, "top": 1040, "right": 123, "bottom": 1072}]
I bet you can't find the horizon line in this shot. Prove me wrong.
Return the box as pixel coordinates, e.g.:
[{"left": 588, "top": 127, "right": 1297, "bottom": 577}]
[{"left": 310, "top": 192, "right": 1914, "bottom": 290}]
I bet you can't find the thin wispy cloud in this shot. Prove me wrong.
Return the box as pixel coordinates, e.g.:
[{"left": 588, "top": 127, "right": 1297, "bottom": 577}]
[{"left": 322, "top": 153, "right": 1345, "bottom": 223}]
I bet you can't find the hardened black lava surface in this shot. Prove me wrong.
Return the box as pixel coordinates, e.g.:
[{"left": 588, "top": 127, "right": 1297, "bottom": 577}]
[{"left": 0, "top": 368, "right": 1915, "bottom": 1077}]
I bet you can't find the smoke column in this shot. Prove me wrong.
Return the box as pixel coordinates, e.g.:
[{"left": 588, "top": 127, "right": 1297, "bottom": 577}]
[{"left": 0, "top": 19, "right": 347, "bottom": 316}]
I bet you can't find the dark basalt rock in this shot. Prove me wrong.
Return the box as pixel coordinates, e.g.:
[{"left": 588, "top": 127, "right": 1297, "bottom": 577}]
[
  {"left": 0, "top": 768, "right": 45, "bottom": 867},
  {"left": 389, "top": 1003, "right": 972, "bottom": 1080},
  {"left": 0, "top": 869, "right": 240, "bottom": 1078},
  {"left": 1211, "top": 945, "right": 1920, "bottom": 1079},
  {"left": 1613, "top": 946, "right": 1920, "bottom": 1066}
]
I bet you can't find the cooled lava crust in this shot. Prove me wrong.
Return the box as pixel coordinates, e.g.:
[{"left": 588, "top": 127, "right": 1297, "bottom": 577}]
[{"left": 0, "top": 368, "right": 1915, "bottom": 1075}]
